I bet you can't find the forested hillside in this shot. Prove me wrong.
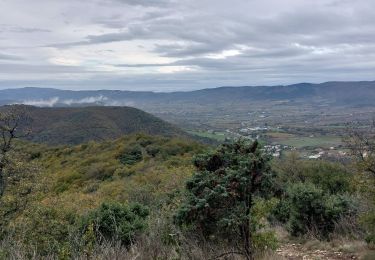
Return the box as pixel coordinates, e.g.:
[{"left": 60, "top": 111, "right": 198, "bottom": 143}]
[
  {"left": 0, "top": 135, "right": 206, "bottom": 256},
  {"left": 0, "top": 132, "right": 374, "bottom": 259},
  {"left": 9, "top": 106, "right": 188, "bottom": 145}
]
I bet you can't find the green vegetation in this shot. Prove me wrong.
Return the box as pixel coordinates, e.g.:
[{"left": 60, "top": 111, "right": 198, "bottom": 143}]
[
  {"left": 344, "top": 123, "right": 375, "bottom": 247},
  {"left": 0, "top": 127, "right": 374, "bottom": 258},
  {"left": 271, "top": 154, "right": 359, "bottom": 237},
  {"left": 187, "top": 130, "right": 227, "bottom": 142},
  {"left": 79, "top": 202, "right": 149, "bottom": 246},
  {"left": 0, "top": 134, "right": 207, "bottom": 257},
  {"left": 270, "top": 134, "right": 342, "bottom": 148},
  {"left": 118, "top": 145, "right": 143, "bottom": 165},
  {"left": 275, "top": 182, "right": 357, "bottom": 237},
  {"left": 176, "top": 140, "right": 272, "bottom": 259},
  {"left": 21, "top": 106, "right": 188, "bottom": 145}
]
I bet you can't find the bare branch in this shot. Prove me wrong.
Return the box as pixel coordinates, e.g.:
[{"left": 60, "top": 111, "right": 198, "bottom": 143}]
[
  {"left": 344, "top": 120, "right": 375, "bottom": 176},
  {"left": 0, "top": 105, "right": 32, "bottom": 197}
]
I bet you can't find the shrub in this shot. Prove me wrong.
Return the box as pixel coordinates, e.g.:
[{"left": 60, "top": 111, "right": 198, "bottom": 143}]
[
  {"left": 84, "top": 162, "right": 116, "bottom": 181},
  {"left": 253, "top": 231, "right": 278, "bottom": 251},
  {"left": 135, "top": 134, "right": 154, "bottom": 147},
  {"left": 273, "top": 157, "right": 354, "bottom": 195},
  {"left": 145, "top": 144, "right": 161, "bottom": 157},
  {"left": 362, "top": 209, "right": 375, "bottom": 246},
  {"left": 275, "top": 182, "right": 358, "bottom": 238},
  {"left": 79, "top": 202, "right": 149, "bottom": 246},
  {"left": 13, "top": 205, "right": 75, "bottom": 256},
  {"left": 118, "top": 146, "right": 143, "bottom": 165},
  {"left": 29, "top": 151, "right": 42, "bottom": 160},
  {"left": 302, "top": 162, "right": 353, "bottom": 194}
]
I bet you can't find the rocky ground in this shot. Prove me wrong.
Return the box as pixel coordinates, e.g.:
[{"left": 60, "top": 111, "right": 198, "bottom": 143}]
[{"left": 276, "top": 243, "right": 359, "bottom": 260}]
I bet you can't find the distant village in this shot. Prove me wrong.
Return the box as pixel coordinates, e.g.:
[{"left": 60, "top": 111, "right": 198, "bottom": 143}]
[{"left": 208, "top": 124, "right": 350, "bottom": 161}]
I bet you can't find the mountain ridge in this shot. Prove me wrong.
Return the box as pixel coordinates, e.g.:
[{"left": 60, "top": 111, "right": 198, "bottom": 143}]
[
  {"left": 1, "top": 80, "right": 375, "bottom": 107},
  {"left": 2, "top": 105, "right": 190, "bottom": 145}
]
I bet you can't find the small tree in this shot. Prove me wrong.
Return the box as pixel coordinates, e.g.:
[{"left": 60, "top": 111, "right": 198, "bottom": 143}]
[
  {"left": 344, "top": 120, "right": 375, "bottom": 176},
  {"left": 0, "top": 105, "right": 31, "bottom": 197},
  {"left": 176, "top": 139, "right": 270, "bottom": 260},
  {"left": 344, "top": 121, "right": 375, "bottom": 245}
]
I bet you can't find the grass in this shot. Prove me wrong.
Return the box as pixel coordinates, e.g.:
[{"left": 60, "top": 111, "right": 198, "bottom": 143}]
[
  {"left": 278, "top": 136, "right": 342, "bottom": 148},
  {"left": 187, "top": 130, "right": 227, "bottom": 142},
  {"left": 266, "top": 131, "right": 342, "bottom": 148},
  {"left": 266, "top": 132, "right": 295, "bottom": 139}
]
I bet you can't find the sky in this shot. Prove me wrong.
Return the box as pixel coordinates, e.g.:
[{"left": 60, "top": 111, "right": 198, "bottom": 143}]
[{"left": 0, "top": 0, "right": 374, "bottom": 91}]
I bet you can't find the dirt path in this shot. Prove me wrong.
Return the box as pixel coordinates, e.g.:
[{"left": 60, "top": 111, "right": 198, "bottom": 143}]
[{"left": 276, "top": 243, "right": 358, "bottom": 260}]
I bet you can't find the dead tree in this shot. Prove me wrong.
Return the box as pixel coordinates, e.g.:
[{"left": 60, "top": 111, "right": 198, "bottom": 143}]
[
  {"left": 344, "top": 120, "right": 375, "bottom": 176},
  {"left": 0, "top": 105, "right": 31, "bottom": 197}
]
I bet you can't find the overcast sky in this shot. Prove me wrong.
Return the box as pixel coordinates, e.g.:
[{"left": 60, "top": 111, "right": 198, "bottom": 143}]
[{"left": 0, "top": 0, "right": 374, "bottom": 91}]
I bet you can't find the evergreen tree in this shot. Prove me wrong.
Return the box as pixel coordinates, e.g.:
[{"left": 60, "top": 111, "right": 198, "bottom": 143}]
[{"left": 176, "top": 139, "right": 270, "bottom": 260}]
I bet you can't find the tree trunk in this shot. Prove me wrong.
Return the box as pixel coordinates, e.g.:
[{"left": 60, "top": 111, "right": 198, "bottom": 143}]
[
  {"left": 0, "top": 168, "right": 4, "bottom": 197},
  {"left": 242, "top": 192, "right": 254, "bottom": 260},
  {"left": 0, "top": 159, "right": 5, "bottom": 197},
  {"left": 243, "top": 221, "right": 253, "bottom": 260}
]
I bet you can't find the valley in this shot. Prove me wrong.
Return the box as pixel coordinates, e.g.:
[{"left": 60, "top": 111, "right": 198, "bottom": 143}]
[
  {"left": 0, "top": 82, "right": 375, "bottom": 259},
  {"left": 2, "top": 0, "right": 375, "bottom": 258},
  {"left": 2, "top": 82, "right": 375, "bottom": 157}
]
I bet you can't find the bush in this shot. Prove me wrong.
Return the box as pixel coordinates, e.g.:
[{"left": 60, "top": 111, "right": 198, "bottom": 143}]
[
  {"left": 362, "top": 209, "right": 375, "bottom": 246},
  {"left": 79, "top": 202, "right": 149, "bottom": 246},
  {"left": 12, "top": 205, "right": 75, "bottom": 256},
  {"left": 84, "top": 162, "right": 116, "bottom": 181},
  {"left": 118, "top": 146, "right": 143, "bottom": 165},
  {"left": 135, "top": 134, "right": 154, "bottom": 147},
  {"left": 302, "top": 162, "right": 353, "bottom": 194},
  {"left": 145, "top": 144, "right": 161, "bottom": 157},
  {"left": 273, "top": 157, "right": 354, "bottom": 195},
  {"left": 274, "top": 182, "right": 357, "bottom": 238}
]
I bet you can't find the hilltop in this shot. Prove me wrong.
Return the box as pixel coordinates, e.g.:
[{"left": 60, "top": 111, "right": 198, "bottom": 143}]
[{"left": 14, "top": 106, "right": 188, "bottom": 145}]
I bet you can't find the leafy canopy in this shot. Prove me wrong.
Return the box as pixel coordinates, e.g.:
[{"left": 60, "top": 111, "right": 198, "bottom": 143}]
[
  {"left": 176, "top": 139, "right": 271, "bottom": 239},
  {"left": 79, "top": 202, "right": 149, "bottom": 246}
]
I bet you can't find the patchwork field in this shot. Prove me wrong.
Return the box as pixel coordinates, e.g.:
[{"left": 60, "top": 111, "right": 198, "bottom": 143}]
[{"left": 266, "top": 132, "right": 343, "bottom": 148}]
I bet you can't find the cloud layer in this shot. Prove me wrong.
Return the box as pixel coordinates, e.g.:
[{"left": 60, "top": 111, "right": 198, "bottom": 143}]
[{"left": 0, "top": 0, "right": 374, "bottom": 91}]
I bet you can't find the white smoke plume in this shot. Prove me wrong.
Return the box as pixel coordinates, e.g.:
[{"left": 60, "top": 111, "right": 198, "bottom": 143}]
[
  {"left": 63, "top": 95, "right": 108, "bottom": 105},
  {"left": 21, "top": 97, "right": 60, "bottom": 107},
  {"left": 14, "top": 95, "right": 136, "bottom": 107}
]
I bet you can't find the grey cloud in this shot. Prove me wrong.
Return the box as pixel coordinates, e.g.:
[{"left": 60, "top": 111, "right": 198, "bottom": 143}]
[
  {"left": 152, "top": 43, "right": 219, "bottom": 57},
  {"left": 0, "top": 24, "right": 50, "bottom": 33},
  {"left": 0, "top": 53, "right": 23, "bottom": 61},
  {"left": 113, "top": 0, "right": 172, "bottom": 7},
  {"left": 1, "top": 0, "right": 375, "bottom": 91},
  {"left": 57, "top": 4, "right": 363, "bottom": 57},
  {"left": 0, "top": 63, "right": 97, "bottom": 74},
  {"left": 48, "top": 24, "right": 158, "bottom": 48},
  {"left": 9, "top": 27, "right": 51, "bottom": 33},
  {"left": 116, "top": 63, "right": 175, "bottom": 67}
]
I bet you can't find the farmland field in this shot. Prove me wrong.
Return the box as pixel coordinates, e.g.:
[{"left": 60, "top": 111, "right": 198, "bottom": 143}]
[
  {"left": 187, "top": 130, "right": 228, "bottom": 142},
  {"left": 274, "top": 135, "right": 342, "bottom": 148}
]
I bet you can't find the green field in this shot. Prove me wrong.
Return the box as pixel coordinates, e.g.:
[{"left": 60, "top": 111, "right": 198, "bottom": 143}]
[
  {"left": 188, "top": 130, "right": 227, "bottom": 142},
  {"left": 276, "top": 135, "right": 342, "bottom": 148}
]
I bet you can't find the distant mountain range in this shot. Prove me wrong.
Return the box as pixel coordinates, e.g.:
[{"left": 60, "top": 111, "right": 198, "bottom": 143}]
[
  {"left": 0, "top": 81, "right": 375, "bottom": 108},
  {"left": 1, "top": 81, "right": 375, "bottom": 108},
  {"left": 2, "top": 81, "right": 375, "bottom": 133},
  {"left": 11, "top": 106, "right": 188, "bottom": 145}
]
